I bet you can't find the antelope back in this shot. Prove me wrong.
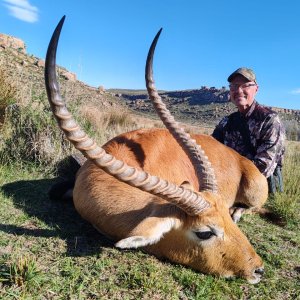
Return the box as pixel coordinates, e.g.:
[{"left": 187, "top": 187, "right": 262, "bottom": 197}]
[
  {"left": 73, "top": 128, "right": 265, "bottom": 283},
  {"left": 103, "top": 128, "right": 268, "bottom": 208}
]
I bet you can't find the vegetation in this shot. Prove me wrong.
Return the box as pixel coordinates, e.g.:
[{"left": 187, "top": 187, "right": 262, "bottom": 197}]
[
  {"left": 0, "top": 95, "right": 72, "bottom": 172},
  {"left": 0, "top": 81, "right": 138, "bottom": 173},
  {"left": 267, "top": 142, "right": 300, "bottom": 225},
  {"left": 0, "top": 52, "right": 299, "bottom": 299},
  {"left": 0, "top": 146, "right": 299, "bottom": 299},
  {"left": 284, "top": 119, "right": 300, "bottom": 141},
  {"left": 0, "top": 66, "right": 18, "bottom": 108}
]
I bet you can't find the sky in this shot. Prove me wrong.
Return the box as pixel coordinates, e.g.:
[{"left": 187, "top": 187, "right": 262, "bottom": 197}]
[{"left": 1, "top": 0, "right": 300, "bottom": 110}]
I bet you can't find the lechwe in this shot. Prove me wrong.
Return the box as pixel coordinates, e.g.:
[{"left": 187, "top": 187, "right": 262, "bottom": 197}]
[{"left": 45, "top": 17, "right": 268, "bottom": 284}]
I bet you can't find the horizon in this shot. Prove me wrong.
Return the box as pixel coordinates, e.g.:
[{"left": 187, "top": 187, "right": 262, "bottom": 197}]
[{"left": 1, "top": 0, "right": 300, "bottom": 110}]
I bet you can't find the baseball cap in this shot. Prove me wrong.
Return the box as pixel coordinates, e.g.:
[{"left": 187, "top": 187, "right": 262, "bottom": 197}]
[{"left": 227, "top": 67, "right": 257, "bottom": 83}]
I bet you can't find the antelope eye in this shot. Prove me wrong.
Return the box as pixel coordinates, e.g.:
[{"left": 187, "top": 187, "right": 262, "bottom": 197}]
[{"left": 194, "top": 231, "right": 215, "bottom": 240}]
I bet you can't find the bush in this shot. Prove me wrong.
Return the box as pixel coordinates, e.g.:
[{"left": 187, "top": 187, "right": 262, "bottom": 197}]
[
  {"left": 0, "top": 92, "right": 138, "bottom": 172},
  {"left": 80, "top": 105, "right": 138, "bottom": 142},
  {"left": 0, "top": 98, "right": 73, "bottom": 171},
  {"left": 0, "top": 67, "right": 18, "bottom": 107},
  {"left": 0, "top": 66, "right": 18, "bottom": 125},
  {"left": 267, "top": 141, "right": 300, "bottom": 225},
  {"left": 283, "top": 120, "right": 300, "bottom": 141}
]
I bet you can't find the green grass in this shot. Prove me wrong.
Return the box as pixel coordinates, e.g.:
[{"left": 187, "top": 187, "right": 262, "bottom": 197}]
[
  {"left": 0, "top": 88, "right": 138, "bottom": 173},
  {"left": 0, "top": 154, "right": 299, "bottom": 299},
  {"left": 266, "top": 142, "right": 300, "bottom": 227}
]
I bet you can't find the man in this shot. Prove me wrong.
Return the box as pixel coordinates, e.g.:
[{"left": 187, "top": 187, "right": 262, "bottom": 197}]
[{"left": 212, "top": 67, "right": 285, "bottom": 194}]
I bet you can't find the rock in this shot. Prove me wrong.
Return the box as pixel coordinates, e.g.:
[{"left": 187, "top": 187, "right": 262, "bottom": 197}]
[
  {"left": 0, "top": 34, "right": 26, "bottom": 53},
  {"left": 35, "top": 59, "right": 45, "bottom": 67},
  {"left": 60, "top": 71, "right": 77, "bottom": 81},
  {"left": 98, "top": 85, "right": 105, "bottom": 94}
]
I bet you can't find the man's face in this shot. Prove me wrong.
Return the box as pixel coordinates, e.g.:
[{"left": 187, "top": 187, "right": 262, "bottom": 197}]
[{"left": 229, "top": 75, "right": 258, "bottom": 113}]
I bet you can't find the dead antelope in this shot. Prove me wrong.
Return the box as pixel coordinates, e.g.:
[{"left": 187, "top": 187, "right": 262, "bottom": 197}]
[{"left": 45, "top": 16, "right": 268, "bottom": 284}]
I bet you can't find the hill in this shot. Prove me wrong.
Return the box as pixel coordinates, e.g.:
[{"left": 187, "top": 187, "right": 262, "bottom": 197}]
[
  {"left": 109, "top": 88, "right": 300, "bottom": 128},
  {"left": 1, "top": 33, "right": 299, "bottom": 134}
]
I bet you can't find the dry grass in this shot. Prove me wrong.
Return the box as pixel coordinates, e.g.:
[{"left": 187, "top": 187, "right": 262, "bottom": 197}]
[
  {"left": 0, "top": 68, "right": 18, "bottom": 107},
  {"left": 80, "top": 105, "right": 137, "bottom": 131},
  {"left": 0, "top": 66, "right": 19, "bottom": 126},
  {"left": 0, "top": 55, "right": 36, "bottom": 108},
  {"left": 267, "top": 141, "right": 300, "bottom": 224},
  {"left": 79, "top": 104, "right": 158, "bottom": 144}
]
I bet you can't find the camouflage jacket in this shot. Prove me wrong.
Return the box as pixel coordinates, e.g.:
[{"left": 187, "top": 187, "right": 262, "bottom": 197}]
[{"left": 212, "top": 101, "right": 285, "bottom": 178}]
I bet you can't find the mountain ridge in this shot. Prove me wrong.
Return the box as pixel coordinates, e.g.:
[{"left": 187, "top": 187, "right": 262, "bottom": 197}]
[{"left": 1, "top": 33, "right": 299, "bottom": 130}]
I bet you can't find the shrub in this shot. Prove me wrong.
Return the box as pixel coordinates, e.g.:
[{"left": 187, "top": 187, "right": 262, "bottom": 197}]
[
  {"left": 267, "top": 141, "right": 300, "bottom": 225},
  {"left": 0, "top": 67, "right": 18, "bottom": 107},
  {"left": 0, "top": 66, "right": 18, "bottom": 126},
  {"left": 283, "top": 119, "right": 300, "bottom": 141},
  {"left": 0, "top": 92, "right": 138, "bottom": 172},
  {"left": 80, "top": 105, "right": 138, "bottom": 143},
  {"left": 0, "top": 97, "right": 73, "bottom": 171}
]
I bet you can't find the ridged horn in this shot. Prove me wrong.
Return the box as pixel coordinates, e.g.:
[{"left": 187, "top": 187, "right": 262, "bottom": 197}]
[
  {"left": 45, "top": 17, "right": 210, "bottom": 216},
  {"left": 145, "top": 29, "right": 218, "bottom": 193}
]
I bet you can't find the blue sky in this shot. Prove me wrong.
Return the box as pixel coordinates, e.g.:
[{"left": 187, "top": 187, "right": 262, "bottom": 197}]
[{"left": 1, "top": 0, "right": 300, "bottom": 109}]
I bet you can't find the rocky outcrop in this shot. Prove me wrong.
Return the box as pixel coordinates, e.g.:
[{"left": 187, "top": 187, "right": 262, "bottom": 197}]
[
  {"left": 60, "top": 70, "right": 77, "bottom": 81},
  {"left": 270, "top": 107, "right": 300, "bottom": 116},
  {"left": 112, "top": 87, "right": 300, "bottom": 127},
  {"left": 0, "top": 33, "right": 122, "bottom": 114},
  {"left": 34, "top": 59, "right": 45, "bottom": 67},
  {"left": 0, "top": 34, "right": 26, "bottom": 53},
  {"left": 120, "top": 86, "right": 230, "bottom": 106}
]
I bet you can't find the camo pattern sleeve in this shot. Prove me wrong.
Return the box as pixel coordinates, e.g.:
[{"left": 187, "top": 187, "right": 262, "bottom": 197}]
[
  {"left": 211, "top": 101, "right": 285, "bottom": 178},
  {"left": 212, "top": 116, "right": 229, "bottom": 143},
  {"left": 251, "top": 112, "right": 285, "bottom": 178}
]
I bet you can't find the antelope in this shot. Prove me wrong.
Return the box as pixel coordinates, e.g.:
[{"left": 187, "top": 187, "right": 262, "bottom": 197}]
[{"left": 45, "top": 16, "right": 268, "bottom": 284}]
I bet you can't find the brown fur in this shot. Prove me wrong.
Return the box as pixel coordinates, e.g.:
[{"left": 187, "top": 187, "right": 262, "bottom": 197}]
[
  {"left": 45, "top": 18, "right": 268, "bottom": 283},
  {"left": 73, "top": 128, "right": 268, "bottom": 283}
]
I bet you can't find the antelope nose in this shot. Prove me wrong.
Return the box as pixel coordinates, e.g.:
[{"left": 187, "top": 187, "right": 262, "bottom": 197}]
[{"left": 254, "top": 267, "right": 265, "bottom": 276}]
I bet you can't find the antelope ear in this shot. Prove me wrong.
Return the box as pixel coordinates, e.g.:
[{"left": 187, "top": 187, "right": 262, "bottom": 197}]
[
  {"left": 180, "top": 180, "right": 194, "bottom": 191},
  {"left": 115, "top": 216, "right": 180, "bottom": 249},
  {"left": 115, "top": 236, "right": 157, "bottom": 249}
]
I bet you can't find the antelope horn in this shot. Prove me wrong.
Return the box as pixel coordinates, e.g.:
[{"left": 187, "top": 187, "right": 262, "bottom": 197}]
[
  {"left": 145, "top": 29, "right": 218, "bottom": 193},
  {"left": 45, "top": 16, "right": 210, "bottom": 216}
]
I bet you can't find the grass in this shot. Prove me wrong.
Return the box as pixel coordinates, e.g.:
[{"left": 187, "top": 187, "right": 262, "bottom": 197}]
[
  {"left": 0, "top": 100, "right": 72, "bottom": 171},
  {"left": 0, "top": 89, "right": 138, "bottom": 173},
  {"left": 266, "top": 141, "right": 300, "bottom": 227},
  {"left": 79, "top": 104, "right": 139, "bottom": 144},
  {"left": 0, "top": 143, "right": 299, "bottom": 299},
  {"left": 0, "top": 53, "right": 299, "bottom": 299},
  {"left": 0, "top": 66, "right": 18, "bottom": 108},
  {"left": 0, "top": 256, "right": 41, "bottom": 287}
]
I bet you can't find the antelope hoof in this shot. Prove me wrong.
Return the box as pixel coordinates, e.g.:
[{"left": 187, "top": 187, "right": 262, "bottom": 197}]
[{"left": 229, "top": 207, "right": 246, "bottom": 223}]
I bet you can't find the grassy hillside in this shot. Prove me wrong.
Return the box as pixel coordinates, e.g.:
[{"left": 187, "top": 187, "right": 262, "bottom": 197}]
[{"left": 109, "top": 88, "right": 300, "bottom": 138}]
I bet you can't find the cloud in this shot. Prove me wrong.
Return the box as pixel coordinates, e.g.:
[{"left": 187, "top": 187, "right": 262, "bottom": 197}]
[
  {"left": 3, "top": 0, "right": 39, "bottom": 23},
  {"left": 291, "top": 88, "right": 300, "bottom": 95}
]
